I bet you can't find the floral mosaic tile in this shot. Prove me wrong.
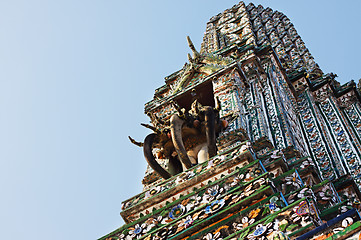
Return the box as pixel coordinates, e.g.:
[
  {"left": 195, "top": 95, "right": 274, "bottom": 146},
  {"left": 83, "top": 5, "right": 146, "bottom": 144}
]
[
  {"left": 102, "top": 160, "right": 266, "bottom": 240},
  {"left": 311, "top": 180, "right": 340, "bottom": 212},
  {"left": 185, "top": 192, "right": 287, "bottom": 240},
  {"left": 224, "top": 198, "right": 321, "bottom": 240},
  {"left": 120, "top": 142, "right": 255, "bottom": 223},
  {"left": 141, "top": 178, "right": 273, "bottom": 240},
  {"left": 272, "top": 169, "right": 304, "bottom": 196}
]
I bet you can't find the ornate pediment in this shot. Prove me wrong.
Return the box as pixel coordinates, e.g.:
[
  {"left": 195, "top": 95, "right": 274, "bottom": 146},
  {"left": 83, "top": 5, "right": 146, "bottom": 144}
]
[{"left": 169, "top": 36, "right": 233, "bottom": 95}]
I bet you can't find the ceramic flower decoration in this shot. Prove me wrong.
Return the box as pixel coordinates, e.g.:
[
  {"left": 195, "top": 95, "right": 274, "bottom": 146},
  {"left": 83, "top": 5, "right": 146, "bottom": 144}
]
[
  {"left": 128, "top": 223, "right": 146, "bottom": 239},
  {"left": 203, "top": 232, "right": 222, "bottom": 240},
  {"left": 284, "top": 172, "right": 302, "bottom": 188}
]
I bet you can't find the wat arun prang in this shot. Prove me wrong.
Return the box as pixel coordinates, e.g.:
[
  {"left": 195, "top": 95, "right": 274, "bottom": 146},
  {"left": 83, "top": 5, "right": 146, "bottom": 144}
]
[{"left": 101, "top": 2, "right": 361, "bottom": 240}]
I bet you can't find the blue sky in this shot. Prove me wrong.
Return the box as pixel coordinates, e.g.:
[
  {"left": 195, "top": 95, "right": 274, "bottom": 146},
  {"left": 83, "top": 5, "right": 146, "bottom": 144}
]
[{"left": 0, "top": 1, "right": 359, "bottom": 239}]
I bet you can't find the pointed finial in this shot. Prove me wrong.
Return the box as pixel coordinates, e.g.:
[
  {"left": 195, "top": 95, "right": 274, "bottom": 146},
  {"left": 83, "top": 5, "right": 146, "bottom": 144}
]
[
  {"left": 187, "top": 36, "right": 201, "bottom": 61},
  {"left": 187, "top": 53, "right": 193, "bottom": 63}
]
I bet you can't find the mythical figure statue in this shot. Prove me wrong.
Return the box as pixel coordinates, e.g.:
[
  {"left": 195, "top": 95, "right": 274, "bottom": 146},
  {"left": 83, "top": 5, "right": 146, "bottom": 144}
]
[
  {"left": 129, "top": 99, "right": 228, "bottom": 179},
  {"left": 128, "top": 36, "right": 232, "bottom": 179}
]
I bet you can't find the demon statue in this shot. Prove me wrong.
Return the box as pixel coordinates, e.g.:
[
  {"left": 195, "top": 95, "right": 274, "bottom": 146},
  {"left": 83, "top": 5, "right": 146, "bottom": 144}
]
[{"left": 129, "top": 99, "right": 228, "bottom": 180}]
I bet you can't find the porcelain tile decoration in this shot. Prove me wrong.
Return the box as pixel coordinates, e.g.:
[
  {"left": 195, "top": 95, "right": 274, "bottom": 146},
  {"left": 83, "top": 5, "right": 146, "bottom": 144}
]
[{"left": 100, "top": 2, "right": 361, "bottom": 239}]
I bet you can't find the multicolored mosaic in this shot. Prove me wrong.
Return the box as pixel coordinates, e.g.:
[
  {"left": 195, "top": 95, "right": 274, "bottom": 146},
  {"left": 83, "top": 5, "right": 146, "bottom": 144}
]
[
  {"left": 101, "top": 1, "right": 361, "bottom": 240},
  {"left": 121, "top": 142, "right": 253, "bottom": 223}
]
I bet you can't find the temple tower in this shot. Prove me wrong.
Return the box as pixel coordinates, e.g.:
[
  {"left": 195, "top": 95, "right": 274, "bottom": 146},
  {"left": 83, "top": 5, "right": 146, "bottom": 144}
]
[{"left": 101, "top": 2, "right": 361, "bottom": 239}]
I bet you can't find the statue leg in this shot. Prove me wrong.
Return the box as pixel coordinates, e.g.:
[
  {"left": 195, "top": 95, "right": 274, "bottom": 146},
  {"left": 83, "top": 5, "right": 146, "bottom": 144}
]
[
  {"left": 186, "top": 149, "right": 198, "bottom": 166},
  {"left": 204, "top": 107, "right": 217, "bottom": 157},
  {"left": 197, "top": 143, "right": 209, "bottom": 164},
  {"left": 168, "top": 156, "right": 183, "bottom": 175},
  {"left": 170, "top": 114, "right": 193, "bottom": 169}
]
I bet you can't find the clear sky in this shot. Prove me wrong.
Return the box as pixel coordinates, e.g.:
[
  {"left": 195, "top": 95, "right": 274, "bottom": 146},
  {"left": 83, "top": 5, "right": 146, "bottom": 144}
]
[{"left": 0, "top": 1, "right": 360, "bottom": 239}]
